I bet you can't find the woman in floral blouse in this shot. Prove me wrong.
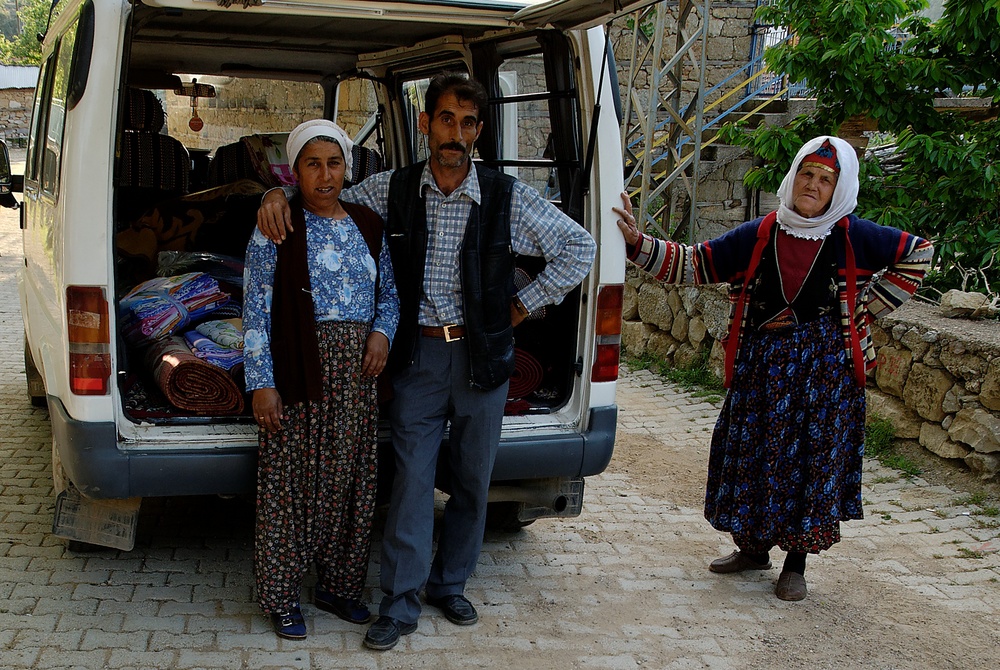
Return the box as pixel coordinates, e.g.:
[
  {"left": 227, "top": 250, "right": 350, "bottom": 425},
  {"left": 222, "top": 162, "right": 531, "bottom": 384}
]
[{"left": 243, "top": 120, "right": 399, "bottom": 639}]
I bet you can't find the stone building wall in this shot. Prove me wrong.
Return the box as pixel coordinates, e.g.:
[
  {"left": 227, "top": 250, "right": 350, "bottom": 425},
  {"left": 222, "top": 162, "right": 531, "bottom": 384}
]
[
  {"left": 621, "top": 268, "right": 1000, "bottom": 482},
  {"left": 0, "top": 88, "right": 34, "bottom": 145}
]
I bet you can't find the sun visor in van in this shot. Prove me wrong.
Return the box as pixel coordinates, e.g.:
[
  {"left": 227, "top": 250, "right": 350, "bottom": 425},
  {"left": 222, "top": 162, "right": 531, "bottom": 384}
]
[{"left": 127, "top": 69, "right": 183, "bottom": 90}]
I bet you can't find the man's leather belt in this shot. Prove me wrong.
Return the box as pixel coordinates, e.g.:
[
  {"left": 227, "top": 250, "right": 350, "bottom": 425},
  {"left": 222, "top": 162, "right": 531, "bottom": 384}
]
[{"left": 421, "top": 325, "right": 466, "bottom": 342}]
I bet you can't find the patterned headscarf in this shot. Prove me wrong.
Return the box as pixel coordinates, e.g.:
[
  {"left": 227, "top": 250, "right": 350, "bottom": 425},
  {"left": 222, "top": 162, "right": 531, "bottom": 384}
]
[{"left": 775, "top": 135, "right": 859, "bottom": 240}]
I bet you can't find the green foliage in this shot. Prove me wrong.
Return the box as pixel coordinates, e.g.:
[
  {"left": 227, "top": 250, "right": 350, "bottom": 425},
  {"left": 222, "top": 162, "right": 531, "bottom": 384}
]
[
  {"left": 0, "top": 0, "right": 60, "bottom": 65},
  {"left": 864, "top": 414, "right": 897, "bottom": 458},
  {"left": 721, "top": 0, "right": 1000, "bottom": 295},
  {"left": 624, "top": 349, "right": 725, "bottom": 396},
  {"left": 865, "top": 414, "right": 922, "bottom": 477},
  {"left": 0, "top": 1, "right": 22, "bottom": 40}
]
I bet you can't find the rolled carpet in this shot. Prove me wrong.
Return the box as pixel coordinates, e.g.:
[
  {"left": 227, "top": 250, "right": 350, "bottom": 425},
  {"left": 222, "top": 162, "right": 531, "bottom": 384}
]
[{"left": 145, "top": 336, "right": 245, "bottom": 415}]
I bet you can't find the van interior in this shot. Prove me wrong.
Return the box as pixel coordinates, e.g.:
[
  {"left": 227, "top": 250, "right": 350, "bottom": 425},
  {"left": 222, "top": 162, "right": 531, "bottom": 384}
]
[{"left": 112, "top": 1, "right": 590, "bottom": 424}]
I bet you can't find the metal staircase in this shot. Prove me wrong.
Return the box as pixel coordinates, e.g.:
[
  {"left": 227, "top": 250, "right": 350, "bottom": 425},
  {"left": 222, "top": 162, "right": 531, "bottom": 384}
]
[{"left": 617, "top": 0, "right": 795, "bottom": 241}]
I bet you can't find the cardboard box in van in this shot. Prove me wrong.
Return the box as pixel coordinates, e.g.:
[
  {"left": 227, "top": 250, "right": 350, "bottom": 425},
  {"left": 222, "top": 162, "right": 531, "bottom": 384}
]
[{"left": 17, "top": 0, "right": 638, "bottom": 550}]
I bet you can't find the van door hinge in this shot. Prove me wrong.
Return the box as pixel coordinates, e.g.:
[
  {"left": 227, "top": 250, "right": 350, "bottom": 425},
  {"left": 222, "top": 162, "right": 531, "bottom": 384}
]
[{"left": 574, "top": 356, "right": 583, "bottom": 375}]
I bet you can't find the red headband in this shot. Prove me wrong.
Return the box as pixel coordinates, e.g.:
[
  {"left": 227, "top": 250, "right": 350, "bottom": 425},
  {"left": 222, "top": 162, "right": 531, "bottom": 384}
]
[{"left": 799, "top": 139, "right": 840, "bottom": 175}]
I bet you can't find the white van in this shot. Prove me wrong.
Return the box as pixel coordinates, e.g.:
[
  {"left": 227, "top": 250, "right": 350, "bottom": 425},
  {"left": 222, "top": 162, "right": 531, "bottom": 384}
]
[{"left": 16, "top": 0, "right": 637, "bottom": 550}]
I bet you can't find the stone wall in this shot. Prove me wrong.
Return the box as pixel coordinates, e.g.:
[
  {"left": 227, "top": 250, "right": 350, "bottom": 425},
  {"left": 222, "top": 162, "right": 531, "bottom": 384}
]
[
  {"left": 0, "top": 88, "right": 34, "bottom": 146},
  {"left": 621, "top": 267, "right": 1000, "bottom": 482}
]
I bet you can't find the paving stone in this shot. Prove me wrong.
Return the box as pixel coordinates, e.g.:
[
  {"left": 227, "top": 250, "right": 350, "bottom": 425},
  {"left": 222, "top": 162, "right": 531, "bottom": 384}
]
[{"left": 2, "top": 210, "right": 1000, "bottom": 667}]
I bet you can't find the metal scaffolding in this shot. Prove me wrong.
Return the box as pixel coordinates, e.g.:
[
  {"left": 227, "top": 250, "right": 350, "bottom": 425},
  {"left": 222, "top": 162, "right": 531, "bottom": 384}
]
[{"left": 619, "top": 0, "right": 710, "bottom": 242}]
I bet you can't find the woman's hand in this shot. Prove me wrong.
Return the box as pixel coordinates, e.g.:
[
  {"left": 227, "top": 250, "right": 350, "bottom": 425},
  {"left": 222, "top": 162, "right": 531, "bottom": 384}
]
[
  {"left": 613, "top": 191, "right": 641, "bottom": 246},
  {"left": 362, "top": 331, "right": 390, "bottom": 377},
  {"left": 257, "top": 189, "right": 294, "bottom": 244},
  {"left": 252, "top": 388, "right": 283, "bottom": 433}
]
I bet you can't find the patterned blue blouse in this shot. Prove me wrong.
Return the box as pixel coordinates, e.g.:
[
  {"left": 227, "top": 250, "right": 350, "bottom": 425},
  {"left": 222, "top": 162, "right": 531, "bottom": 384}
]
[{"left": 243, "top": 208, "right": 400, "bottom": 392}]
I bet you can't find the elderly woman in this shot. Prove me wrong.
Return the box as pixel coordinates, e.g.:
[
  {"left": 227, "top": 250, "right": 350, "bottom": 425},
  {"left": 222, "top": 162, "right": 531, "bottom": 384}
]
[
  {"left": 243, "top": 119, "right": 399, "bottom": 639},
  {"left": 616, "top": 136, "right": 933, "bottom": 601}
]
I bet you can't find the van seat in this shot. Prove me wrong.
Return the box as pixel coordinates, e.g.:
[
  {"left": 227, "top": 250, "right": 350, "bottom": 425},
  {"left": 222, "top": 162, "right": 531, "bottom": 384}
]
[
  {"left": 118, "top": 88, "right": 190, "bottom": 193},
  {"left": 206, "top": 133, "right": 384, "bottom": 188},
  {"left": 350, "top": 145, "right": 384, "bottom": 185},
  {"left": 117, "top": 88, "right": 191, "bottom": 224}
]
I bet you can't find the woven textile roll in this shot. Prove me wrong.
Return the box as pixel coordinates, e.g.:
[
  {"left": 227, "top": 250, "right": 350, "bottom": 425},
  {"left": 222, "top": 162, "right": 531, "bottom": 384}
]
[
  {"left": 145, "top": 336, "right": 244, "bottom": 415},
  {"left": 508, "top": 348, "right": 544, "bottom": 400}
]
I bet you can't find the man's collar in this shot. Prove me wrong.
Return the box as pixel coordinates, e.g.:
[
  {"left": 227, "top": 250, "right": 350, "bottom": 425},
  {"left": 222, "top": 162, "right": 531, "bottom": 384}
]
[{"left": 419, "top": 160, "right": 482, "bottom": 204}]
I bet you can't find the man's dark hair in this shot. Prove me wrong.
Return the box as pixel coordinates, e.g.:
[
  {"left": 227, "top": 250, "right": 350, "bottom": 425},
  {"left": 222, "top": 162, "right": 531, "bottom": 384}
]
[{"left": 424, "top": 72, "right": 489, "bottom": 123}]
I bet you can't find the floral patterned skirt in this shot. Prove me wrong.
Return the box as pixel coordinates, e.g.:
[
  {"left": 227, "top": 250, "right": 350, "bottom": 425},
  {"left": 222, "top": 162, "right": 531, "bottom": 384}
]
[
  {"left": 704, "top": 316, "right": 865, "bottom": 554},
  {"left": 254, "top": 321, "right": 378, "bottom": 613}
]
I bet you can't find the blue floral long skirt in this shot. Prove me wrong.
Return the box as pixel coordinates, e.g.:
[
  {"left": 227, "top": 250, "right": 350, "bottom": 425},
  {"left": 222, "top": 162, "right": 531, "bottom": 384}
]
[{"left": 704, "top": 316, "right": 865, "bottom": 554}]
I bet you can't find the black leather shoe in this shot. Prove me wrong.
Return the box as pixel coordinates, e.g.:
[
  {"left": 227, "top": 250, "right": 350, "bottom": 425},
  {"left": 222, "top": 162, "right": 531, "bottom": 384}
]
[
  {"left": 315, "top": 588, "right": 371, "bottom": 624},
  {"left": 269, "top": 606, "right": 307, "bottom": 640},
  {"left": 363, "top": 615, "right": 417, "bottom": 651},
  {"left": 425, "top": 594, "right": 478, "bottom": 625}
]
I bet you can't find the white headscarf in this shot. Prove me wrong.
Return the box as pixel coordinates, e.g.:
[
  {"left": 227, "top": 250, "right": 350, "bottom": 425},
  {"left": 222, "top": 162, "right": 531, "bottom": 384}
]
[
  {"left": 286, "top": 119, "right": 354, "bottom": 182},
  {"left": 775, "top": 135, "right": 859, "bottom": 240}
]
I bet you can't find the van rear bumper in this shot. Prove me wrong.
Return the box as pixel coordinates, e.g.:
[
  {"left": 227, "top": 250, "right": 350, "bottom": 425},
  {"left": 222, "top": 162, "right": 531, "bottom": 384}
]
[
  {"left": 50, "top": 397, "right": 257, "bottom": 499},
  {"left": 50, "top": 396, "right": 617, "bottom": 499}
]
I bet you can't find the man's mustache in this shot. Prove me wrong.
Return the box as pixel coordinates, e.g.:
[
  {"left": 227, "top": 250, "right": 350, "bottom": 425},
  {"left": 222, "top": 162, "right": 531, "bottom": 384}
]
[{"left": 440, "top": 143, "right": 466, "bottom": 152}]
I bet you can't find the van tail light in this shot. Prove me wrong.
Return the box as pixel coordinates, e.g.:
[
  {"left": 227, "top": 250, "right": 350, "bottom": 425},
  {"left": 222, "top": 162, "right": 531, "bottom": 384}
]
[
  {"left": 67, "top": 286, "right": 111, "bottom": 395},
  {"left": 591, "top": 284, "right": 623, "bottom": 383}
]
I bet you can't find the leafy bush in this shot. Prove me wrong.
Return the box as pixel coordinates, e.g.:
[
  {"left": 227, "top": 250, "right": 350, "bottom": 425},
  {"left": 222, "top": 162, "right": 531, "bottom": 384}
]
[{"left": 720, "top": 0, "right": 1000, "bottom": 296}]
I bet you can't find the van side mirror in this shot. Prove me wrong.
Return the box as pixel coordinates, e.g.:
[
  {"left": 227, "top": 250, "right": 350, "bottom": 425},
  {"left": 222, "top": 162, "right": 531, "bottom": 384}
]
[{"left": 0, "top": 140, "right": 18, "bottom": 209}]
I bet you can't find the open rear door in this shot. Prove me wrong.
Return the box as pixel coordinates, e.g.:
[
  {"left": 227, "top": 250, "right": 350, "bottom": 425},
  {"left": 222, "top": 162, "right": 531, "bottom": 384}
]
[{"left": 510, "top": 0, "right": 663, "bottom": 30}]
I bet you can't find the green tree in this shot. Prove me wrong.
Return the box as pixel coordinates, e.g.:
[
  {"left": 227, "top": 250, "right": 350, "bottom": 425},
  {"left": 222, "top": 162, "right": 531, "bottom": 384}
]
[
  {"left": 0, "top": 0, "right": 60, "bottom": 65},
  {"left": 0, "top": 0, "right": 23, "bottom": 41},
  {"left": 720, "top": 0, "right": 1000, "bottom": 295}
]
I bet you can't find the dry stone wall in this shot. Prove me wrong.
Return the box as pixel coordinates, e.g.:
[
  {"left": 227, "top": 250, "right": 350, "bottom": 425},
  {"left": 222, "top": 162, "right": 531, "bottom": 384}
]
[
  {"left": 622, "top": 266, "right": 1000, "bottom": 482},
  {"left": 0, "top": 89, "right": 34, "bottom": 145}
]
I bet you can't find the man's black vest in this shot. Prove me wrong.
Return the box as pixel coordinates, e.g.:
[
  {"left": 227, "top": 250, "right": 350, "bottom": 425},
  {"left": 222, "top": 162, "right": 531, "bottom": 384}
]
[{"left": 385, "top": 161, "right": 516, "bottom": 390}]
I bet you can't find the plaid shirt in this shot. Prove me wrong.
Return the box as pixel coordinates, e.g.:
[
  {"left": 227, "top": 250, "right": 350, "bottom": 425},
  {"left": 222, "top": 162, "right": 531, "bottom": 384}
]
[{"left": 344, "top": 162, "right": 596, "bottom": 327}]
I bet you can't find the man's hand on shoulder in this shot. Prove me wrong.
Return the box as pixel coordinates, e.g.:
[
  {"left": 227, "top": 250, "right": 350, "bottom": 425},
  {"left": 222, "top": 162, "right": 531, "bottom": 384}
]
[{"left": 257, "top": 188, "right": 294, "bottom": 244}]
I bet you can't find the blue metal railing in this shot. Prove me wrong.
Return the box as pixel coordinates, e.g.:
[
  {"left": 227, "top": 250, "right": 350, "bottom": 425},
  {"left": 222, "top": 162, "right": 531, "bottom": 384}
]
[{"left": 624, "top": 32, "right": 793, "bottom": 174}]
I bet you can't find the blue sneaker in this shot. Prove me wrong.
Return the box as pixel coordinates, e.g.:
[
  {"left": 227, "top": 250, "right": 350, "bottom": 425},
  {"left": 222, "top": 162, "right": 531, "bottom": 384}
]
[
  {"left": 314, "top": 588, "right": 371, "bottom": 624},
  {"left": 269, "top": 605, "right": 307, "bottom": 640}
]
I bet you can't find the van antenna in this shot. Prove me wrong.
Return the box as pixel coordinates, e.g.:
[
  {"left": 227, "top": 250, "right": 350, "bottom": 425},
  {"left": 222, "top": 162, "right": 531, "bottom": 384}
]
[{"left": 36, "top": 0, "right": 62, "bottom": 43}]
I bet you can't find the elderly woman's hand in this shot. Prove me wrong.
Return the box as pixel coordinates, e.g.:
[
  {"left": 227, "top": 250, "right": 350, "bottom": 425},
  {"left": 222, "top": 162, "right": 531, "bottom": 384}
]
[
  {"left": 613, "top": 191, "right": 641, "bottom": 246},
  {"left": 362, "top": 332, "right": 390, "bottom": 377},
  {"left": 257, "top": 188, "right": 294, "bottom": 244}
]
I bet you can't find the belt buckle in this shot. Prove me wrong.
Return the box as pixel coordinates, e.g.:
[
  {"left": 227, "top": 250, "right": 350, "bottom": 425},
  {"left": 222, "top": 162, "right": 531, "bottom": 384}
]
[{"left": 442, "top": 324, "right": 460, "bottom": 342}]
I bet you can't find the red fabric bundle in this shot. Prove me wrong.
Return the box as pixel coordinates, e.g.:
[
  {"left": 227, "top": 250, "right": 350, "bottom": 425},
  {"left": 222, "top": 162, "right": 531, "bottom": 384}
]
[{"left": 145, "top": 336, "right": 245, "bottom": 415}]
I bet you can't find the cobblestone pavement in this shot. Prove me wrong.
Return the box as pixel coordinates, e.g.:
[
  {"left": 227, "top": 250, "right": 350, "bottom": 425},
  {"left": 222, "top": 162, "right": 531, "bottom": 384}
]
[{"left": 2, "top": 209, "right": 999, "bottom": 669}]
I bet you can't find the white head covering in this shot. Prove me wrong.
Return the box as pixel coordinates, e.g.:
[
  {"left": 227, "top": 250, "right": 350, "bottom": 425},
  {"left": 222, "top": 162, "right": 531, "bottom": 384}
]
[
  {"left": 286, "top": 119, "right": 354, "bottom": 182},
  {"left": 775, "top": 135, "right": 859, "bottom": 240}
]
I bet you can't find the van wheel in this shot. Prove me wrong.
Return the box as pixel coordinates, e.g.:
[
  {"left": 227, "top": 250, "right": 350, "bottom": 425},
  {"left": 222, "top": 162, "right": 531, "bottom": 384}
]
[
  {"left": 486, "top": 502, "right": 534, "bottom": 533},
  {"left": 24, "top": 337, "right": 47, "bottom": 408}
]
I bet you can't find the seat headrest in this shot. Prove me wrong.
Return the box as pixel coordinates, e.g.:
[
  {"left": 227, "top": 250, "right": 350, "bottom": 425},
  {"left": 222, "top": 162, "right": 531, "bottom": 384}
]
[{"left": 125, "top": 88, "right": 166, "bottom": 133}]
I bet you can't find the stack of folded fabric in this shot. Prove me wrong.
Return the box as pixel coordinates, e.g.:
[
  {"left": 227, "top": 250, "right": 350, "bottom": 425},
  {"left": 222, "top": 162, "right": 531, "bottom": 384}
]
[
  {"left": 119, "top": 272, "right": 230, "bottom": 345},
  {"left": 184, "top": 328, "right": 243, "bottom": 370},
  {"left": 144, "top": 335, "right": 245, "bottom": 415}
]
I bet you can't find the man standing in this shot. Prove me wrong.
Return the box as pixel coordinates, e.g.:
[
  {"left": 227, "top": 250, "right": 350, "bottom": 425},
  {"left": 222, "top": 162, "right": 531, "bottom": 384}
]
[{"left": 257, "top": 73, "right": 596, "bottom": 651}]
